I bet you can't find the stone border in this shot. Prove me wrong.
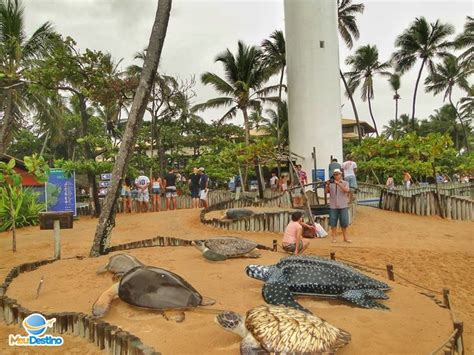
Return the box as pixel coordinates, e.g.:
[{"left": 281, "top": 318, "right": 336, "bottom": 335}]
[
  {"left": 0, "top": 259, "right": 160, "bottom": 354},
  {"left": 106, "top": 235, "right": 274, "bottom": 253}
]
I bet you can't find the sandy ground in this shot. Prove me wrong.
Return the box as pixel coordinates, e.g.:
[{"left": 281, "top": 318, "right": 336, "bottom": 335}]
[{"left": 0, "top": 206, "right": 472, "bottom": 354}]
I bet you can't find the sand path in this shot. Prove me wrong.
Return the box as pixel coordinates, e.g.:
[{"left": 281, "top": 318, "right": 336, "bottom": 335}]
[{"left": 0, "top": 206, "right": 472, "bottom": 354}]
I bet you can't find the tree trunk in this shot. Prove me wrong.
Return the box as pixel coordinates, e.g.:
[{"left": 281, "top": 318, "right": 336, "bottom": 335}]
[
  {"left": 0, "top": 88, "right": 14, "bottom": 154},
  {"left": 77, "top": 95, "right": 101, "bottom": 216},
  {"left": 367, "top": 96, "right": 379, "bottom": 136},
  {"left": 276, "top": 66, "right": 285, "bottom": 176},
  {"left": 394, "top": 97, "right": 399, "bottom": 139},
  {"left": 449, "top": 95, "right": 470, "bottom": 152},
  {"left": 40, "top": 130, "right": 50, "bottom": 156},
  {"left": 411, "top": 59, "right": 426, "bottom": 130},
  {"left": 340, "top": 70, "right": 362, "bottom": 142},
  {"left": 241, "top": 106, "right": 251, "bottom": 187},
  {"left": 90, "top": 0, "right": 173, "bottom": 257},
  {"left": 242, "top": 106, "right": 250, "bottom": 146},
  {"left": 88, "top": 172, "right": 100, "bottom": 216},
  {"left": 10, "top": 188, "right": 16, "bottom": 252}
]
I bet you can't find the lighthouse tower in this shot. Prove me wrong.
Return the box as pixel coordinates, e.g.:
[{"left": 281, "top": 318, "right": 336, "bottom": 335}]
[{"left": 284, "top": 0, "right": 343, "bottom": 183}]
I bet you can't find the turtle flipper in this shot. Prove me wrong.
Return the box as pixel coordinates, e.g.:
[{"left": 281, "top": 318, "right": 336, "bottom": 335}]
[
  {"left": 203, "top": 250, "right": 227, "bottom": 261},
  {"left": 262, "top": 282, "right": 311, "bottom": 313},
  {"left": 339, "top": 289, "right": 390, "bottom": 310},
  {"left": 246, "top": 250, "right": 261, "bottom": 258},
  {"left": 162, "top": 310, "right": 185, "bottom": 322}
]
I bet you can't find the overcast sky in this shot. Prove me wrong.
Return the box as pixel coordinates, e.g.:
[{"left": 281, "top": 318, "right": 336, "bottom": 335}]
[{"left": 23, "top": 0, "right": 472, "bottom": 130}]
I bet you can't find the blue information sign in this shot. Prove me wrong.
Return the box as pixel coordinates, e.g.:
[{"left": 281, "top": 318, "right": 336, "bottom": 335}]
[
  {"left": 312, "top": 169, "right": 325, "bottom": 182},
  {"left": 45, "top": 169, "right": 77, "bottom": 216}
]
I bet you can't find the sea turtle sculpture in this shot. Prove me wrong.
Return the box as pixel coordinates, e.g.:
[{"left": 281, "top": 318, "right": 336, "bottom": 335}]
[
  {"left": 96, "top": 253, "right": 144, "bottom": 279},
  {"left": 192, "top": 237, "right": 261, "bottom": 261},
  {"left": 225, "top": 208, "right": 255, "bottom": 220},
  {"left": 92, "top": 265, "right": 215, "bottom": 321},
  {"left": 216, "top": 305, "right": 351, "bottom": 355},
  {"left": 246, "top": 255, "right": 391, "bottom": 311}
]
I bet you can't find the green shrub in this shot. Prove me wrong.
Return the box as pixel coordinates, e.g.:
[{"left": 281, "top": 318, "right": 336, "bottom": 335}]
[{"left": 0, "top": 187, "right": 45, "bottom": 232}]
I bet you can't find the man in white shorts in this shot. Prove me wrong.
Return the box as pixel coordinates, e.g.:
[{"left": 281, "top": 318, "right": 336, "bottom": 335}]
[{"left": 135, "top": 171, "right": 150, "bottom": 212}]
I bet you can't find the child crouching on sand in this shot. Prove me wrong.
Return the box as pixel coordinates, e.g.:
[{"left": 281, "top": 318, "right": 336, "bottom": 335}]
[{"left": 282, "top": 211, "right": 310, "bottom": 255}]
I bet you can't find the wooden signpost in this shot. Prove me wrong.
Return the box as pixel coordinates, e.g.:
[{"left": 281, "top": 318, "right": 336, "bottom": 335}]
[{"left": 39, "top": 212, "right": 73, "bottom": 259}]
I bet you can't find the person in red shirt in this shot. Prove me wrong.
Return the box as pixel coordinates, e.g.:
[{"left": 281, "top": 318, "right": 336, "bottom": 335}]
[
  {"left": 293, "top": 164, "right": 307, "bottom": 206},
  {"left": 282, "top": 211, "right": 310, "bottom": 255}
]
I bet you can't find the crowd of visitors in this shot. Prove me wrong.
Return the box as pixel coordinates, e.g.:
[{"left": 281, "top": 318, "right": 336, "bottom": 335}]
[{"left": 119, "top": 167, "right": 210, "bottom": 213}]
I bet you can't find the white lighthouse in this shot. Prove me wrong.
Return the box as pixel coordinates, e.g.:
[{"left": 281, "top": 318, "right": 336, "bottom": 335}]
[{"left": 284, "top": 0, "right": 343, "bottom": 183}]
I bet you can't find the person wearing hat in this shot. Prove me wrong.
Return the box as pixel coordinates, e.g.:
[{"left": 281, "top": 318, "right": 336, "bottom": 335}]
[
  {"left": 198, "top": 167, "right": 209, "bottom": 208},
  {"left": 135, "top": 170, "right": 150, "bottom": 213},
  {"left": 325, "top": 168, "right": 351, "bottom": 243}
]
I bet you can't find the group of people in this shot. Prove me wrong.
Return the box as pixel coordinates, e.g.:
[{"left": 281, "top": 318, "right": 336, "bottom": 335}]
[
  {"left": 120, "top": 167, "right": 209, "bottom": 213},
  {"left": 281, "top": 157, "right": 356, "bottom": 255}
]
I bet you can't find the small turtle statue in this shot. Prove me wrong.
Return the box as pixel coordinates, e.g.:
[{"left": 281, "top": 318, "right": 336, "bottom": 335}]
[
  {"left": 225, "top": 208, "right": 255, "bottom": 220},
  {"left": 216, "top": 305, "right": 351, "bottom": 355},
  {"left": 192, "top": 237, "right": 261, "bottom": 261},
  {"left": 92, "top": 265, "right": 215, "bottom": 321},
  {"left": 96, "top": 253, "right": 144, "bottom": 279},
  {"left": 246, "top": 255, "right": 391, "bottom": 311}
]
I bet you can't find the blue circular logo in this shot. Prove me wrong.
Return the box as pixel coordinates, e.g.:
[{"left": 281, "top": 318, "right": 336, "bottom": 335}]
[{"left": 23, "top": 314, "right": 53, "bottom": 337}]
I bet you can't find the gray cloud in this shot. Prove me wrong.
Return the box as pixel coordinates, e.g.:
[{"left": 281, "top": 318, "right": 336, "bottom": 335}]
[{"left": 23, "top": 0, "right": 472, "bottom": 128}]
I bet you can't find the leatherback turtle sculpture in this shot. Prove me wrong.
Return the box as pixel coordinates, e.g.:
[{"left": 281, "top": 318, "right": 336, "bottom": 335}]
[
  {"left": 225, "top": 208, "right": 254, "bottom": 220},
  {"left": 96, "top": 253, "right": 144, "bottom": 279},
  {"left": 246, "top": 255, "right": 391, "bottom": 311},
  {"left": 192, "top": 237, "right": 261, "bottom": 261},
  {"left": 216, "top": 305, "right": 351, "bottom": 355},
  {"left": 93, "top": 257, "right": 215, "bottom": 321}
]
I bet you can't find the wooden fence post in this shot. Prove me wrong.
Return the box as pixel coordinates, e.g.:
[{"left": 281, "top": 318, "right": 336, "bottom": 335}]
[
  {"left": 272, "top": 240, "right": 277, "bottom": 252},
  {"left": 453, "top": 321, "right": 464, "bottom": 355},
  {"left": 386, "top": 264, "right": 394, "bottom": 281},
  {"left": 330, "top": 252, "right": 336, "bottom": 260},
  {"left": 443, "top": 288, "right": 451, "bottom": 309}
]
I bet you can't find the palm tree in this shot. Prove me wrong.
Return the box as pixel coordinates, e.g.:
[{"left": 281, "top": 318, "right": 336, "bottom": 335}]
[
  {"left": 392, "top": 17, "right": 455, "bottom": 129},
  {"left": 346, "top": 45, "right": 391, "bottom": 136},
  {"left": 425, "top": 55, "right": 471, "bottom": 150},
  {"left": 249, "top": 107, "right": 267, "bottom": 130},
  {"left": 0, "top": 0, "right": 56, "bottom": 153},
  {"left": 193, "top": 41, "right": 278, "bottom": 145},
  {"left": 261, "top": 30, "right": 286, "bottom": 163},
  {"left": 337, "top": 0, "right": 365, "bottom": 142},
  {"left": 265, "top": 101, "right": 289, "bottom": 147},
  {"left": 91, "top": 0, "right": 172, "bottom": 256},
  {"left": 454, "top": 16, "right": 473, "bottom": 67},
  {"left": 382, "top": 119, "right": 402, "bottom": 139},
  {"left": 388, "top": 74, "right": 401, "bottom": 128}
]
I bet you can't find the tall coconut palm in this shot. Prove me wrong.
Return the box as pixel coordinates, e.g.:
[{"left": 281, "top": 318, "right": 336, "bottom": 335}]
[
  {"left": 425, "top": 55, "right": 471, "bottom": 150},
  {"left": 0, "top": 0, "right": 56, "bottom": 153},
  {"left": 382, "top": 118, "right": 402, "bottom": 139},
  {"left": 338, "top": 0, "right": 365, "bottom": 142},
  {"left": 91, "top": 0, "right": 172, "bottom": 256},
  {"left": 388, "top": 73, "right": 401, "bottom": 132},
  {"left": 346, "top": 45, "right": 391, "bottom": 136},
  {"left": 392, "top": 17, "right": 454, "bottom": 129},
  {"left": 454, "top": 16, "right": 473, "bottom": 67},
  {"left": 261, "top": 30, "right": 286, "bottom": 162},
  {"left": 265, "top": 101, "right": 289, "bottom": 148},
  {"left": 193, "top": 40, "right": 278, "bottom": 145}
]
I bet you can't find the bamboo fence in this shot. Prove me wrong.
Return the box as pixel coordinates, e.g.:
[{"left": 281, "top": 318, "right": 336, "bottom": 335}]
[{"left": 0, "top": 259, "right": 159, "bottom": 354}]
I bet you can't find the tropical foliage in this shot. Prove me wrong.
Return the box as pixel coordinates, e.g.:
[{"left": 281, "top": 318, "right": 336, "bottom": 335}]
[
  {"left": 0, "top": 154, "right": 49, "bottom": 251},
  {"left": 349, "top": 133, "right": 472, "bottom": 183}
]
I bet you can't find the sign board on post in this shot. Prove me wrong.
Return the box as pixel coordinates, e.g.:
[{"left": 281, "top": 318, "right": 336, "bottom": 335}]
[
  {"left": 39, "top": 212, "right": 73, "bottom": 260},
  {"left": 45, "top": 169, "right": 77, "bottom": 216}
]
